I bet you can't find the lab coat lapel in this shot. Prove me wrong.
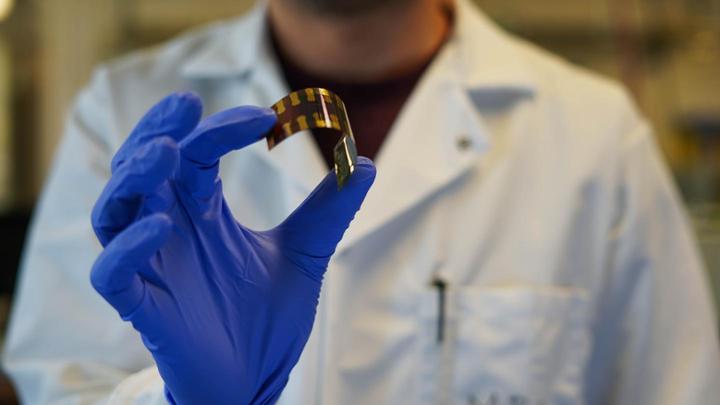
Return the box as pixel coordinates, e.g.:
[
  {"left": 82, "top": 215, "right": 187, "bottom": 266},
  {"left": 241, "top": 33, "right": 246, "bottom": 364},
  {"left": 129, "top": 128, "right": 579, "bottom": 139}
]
[{"left": 336, "top": 67, "right": 491, "bottom": 252}]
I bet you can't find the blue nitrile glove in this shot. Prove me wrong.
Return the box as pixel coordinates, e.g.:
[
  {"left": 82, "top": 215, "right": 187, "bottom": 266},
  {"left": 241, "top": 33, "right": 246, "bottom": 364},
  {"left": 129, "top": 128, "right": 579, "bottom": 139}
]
[{"left": 90, "top": 93, "right": 375, "bottom": 404}]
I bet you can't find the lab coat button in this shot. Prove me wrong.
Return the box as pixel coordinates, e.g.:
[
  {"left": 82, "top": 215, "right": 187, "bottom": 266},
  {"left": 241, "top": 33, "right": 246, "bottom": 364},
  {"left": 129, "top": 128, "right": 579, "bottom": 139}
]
[{"left": 457, "top": 135, "right": 472, "bottom": 150}]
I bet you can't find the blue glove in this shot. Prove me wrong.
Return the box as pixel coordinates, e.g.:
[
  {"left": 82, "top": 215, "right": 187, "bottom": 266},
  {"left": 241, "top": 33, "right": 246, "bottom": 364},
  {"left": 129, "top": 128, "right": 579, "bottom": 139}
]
[{"left": 90, "top": 93, "right": 376, "bottom": 404}]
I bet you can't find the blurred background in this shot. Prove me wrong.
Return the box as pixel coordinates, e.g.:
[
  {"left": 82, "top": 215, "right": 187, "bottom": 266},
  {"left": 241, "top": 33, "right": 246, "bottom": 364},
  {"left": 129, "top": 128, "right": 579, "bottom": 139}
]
[{"left": 0, "top": 0, "right": 718, "bottom": 402}]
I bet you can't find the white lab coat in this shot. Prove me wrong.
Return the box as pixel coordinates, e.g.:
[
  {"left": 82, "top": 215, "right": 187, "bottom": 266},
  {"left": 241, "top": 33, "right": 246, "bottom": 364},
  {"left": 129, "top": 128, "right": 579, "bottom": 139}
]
[{"left": 4, "top": 0, "right": 719, "bottom": 403}]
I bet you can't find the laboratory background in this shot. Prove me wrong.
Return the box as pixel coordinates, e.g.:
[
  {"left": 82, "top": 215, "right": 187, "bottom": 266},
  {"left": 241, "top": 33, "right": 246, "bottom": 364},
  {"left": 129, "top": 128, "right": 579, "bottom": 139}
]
[{"left": 0, "top": 0, "right": 718, "bottom": 402}]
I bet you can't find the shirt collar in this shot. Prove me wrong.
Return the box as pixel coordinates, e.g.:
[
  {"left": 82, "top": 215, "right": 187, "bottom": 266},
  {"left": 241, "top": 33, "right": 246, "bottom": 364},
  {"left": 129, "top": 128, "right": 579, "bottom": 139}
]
[{"left": 179, "top": 0, "right": 538, "bottom": 95}]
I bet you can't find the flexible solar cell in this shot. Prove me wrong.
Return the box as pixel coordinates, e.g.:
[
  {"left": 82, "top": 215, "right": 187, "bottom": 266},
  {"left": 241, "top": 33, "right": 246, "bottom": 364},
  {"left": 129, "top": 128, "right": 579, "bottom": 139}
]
[{"left": 266, "top": 88, "right": 358, "bottom": 189}]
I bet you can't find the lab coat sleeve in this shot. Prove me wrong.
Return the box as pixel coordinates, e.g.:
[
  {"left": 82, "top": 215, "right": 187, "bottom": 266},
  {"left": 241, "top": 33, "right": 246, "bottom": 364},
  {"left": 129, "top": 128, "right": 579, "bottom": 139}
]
[
  {"left": 597, "top": 121, "right": 720, "bottom": 404},
  {"left": 2, "top": 68, "right": 166, "bottom": 404}
]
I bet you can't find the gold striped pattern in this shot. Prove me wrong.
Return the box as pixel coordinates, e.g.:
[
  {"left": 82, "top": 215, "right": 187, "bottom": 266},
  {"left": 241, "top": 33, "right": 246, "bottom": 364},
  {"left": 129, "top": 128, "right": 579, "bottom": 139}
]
[
  {"left": 305, "top": 88, "right": 316, "bottom": 102},
  {"left": 289, "top": 92, "right": 301, "bottom": 106},
  {"left": 266, "top": 87, "right": 357, "bottom": 188},
  {"left": 297, "top": 115, "right": 308, "bottom": 130}
]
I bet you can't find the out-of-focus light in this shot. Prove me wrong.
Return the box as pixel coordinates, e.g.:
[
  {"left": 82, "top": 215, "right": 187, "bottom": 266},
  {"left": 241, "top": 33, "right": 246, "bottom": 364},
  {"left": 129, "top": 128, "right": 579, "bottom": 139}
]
[{"left": 0, "top": 0, "right": 14, "bottom": 22}]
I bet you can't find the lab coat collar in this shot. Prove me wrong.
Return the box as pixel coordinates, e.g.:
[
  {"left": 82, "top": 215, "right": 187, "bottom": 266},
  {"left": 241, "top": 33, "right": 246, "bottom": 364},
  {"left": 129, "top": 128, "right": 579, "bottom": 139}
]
[
  {"left": 180, "top": 0, "right": 537, "bottom": 250},
  {"left": 180, "top": 2, "right": 266, "bottom": 78},
  {"left": 179, "top": 0, "right": 539, "bottom": 95},
  {"left": 452, "top": 0, "right": 539, "bottom": 93},
  {"left": 335, "top": 68, "right": 492, "bottom": 252}
]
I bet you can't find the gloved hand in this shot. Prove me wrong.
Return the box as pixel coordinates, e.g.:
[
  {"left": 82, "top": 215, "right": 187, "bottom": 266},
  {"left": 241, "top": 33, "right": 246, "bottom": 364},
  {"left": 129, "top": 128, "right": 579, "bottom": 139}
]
[{"left": 90, "top": 93, "right": 375, "bottom": 404}]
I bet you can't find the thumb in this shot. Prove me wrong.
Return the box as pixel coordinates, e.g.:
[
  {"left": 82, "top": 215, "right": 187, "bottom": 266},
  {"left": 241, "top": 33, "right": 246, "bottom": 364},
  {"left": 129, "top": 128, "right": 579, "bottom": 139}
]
[{"left": 275, "top": 156, "right": 376, "bottom": 259}]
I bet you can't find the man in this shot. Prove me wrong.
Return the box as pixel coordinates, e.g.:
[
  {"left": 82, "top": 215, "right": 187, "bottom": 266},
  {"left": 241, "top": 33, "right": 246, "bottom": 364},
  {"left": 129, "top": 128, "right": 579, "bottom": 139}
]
[{"left": 4, "top": 0, "right": 719, "bottom": 403}]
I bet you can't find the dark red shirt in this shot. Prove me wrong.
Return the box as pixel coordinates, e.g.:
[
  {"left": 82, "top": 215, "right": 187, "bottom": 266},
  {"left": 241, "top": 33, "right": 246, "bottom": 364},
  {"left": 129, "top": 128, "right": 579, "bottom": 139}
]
[{"left": 270, "top": 28, "right": 438, "bottom": 168}]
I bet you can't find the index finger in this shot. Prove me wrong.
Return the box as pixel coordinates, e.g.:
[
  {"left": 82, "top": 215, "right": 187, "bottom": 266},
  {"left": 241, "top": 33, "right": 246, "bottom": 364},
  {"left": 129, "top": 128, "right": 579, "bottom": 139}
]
[
  {"left": 176, "top": 106, "right": 276, "bottom": 200},
  {"left": 179, "top": 106, "right": 276, "bottom": 166}
]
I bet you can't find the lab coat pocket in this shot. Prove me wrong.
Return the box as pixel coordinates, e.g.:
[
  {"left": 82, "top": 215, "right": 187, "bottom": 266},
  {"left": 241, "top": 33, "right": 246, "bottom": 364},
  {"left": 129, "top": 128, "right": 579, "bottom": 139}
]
[{"left": 452, "top": 285, "right": 591, "bottom": 405}]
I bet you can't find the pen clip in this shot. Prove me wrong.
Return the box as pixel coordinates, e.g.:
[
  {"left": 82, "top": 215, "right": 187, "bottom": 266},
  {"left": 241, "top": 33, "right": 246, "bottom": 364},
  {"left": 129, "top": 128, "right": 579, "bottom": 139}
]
[{"left": 431, "top": 276, "right": 447, "bottom": 344}]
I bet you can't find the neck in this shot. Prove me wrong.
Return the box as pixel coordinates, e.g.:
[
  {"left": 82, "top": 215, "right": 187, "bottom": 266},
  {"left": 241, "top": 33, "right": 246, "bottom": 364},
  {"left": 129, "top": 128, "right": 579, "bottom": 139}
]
[{"left": 268, "top": 0, "right": 450, "bottom": 82}]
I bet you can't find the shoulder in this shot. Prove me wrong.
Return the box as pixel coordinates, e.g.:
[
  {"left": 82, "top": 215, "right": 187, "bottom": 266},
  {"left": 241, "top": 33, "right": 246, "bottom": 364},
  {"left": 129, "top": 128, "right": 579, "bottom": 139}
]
[
  {"left": 513, "top": 36, "right": 642, "bottom": 137},
  {"left": 481, "top": 31, "right": 651, "bottom": 166},
  {"left": 458, "top": 3, "right": 647, "bottom": 150},
  {"left": 99, "top": 13, "right": 248, "bottom": 88},
  {"left": 462, "top": 19, "right": 656, "bottom": 183},
  {"left": 80, "top": 11, "right": 256, "bottom": 142}
]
